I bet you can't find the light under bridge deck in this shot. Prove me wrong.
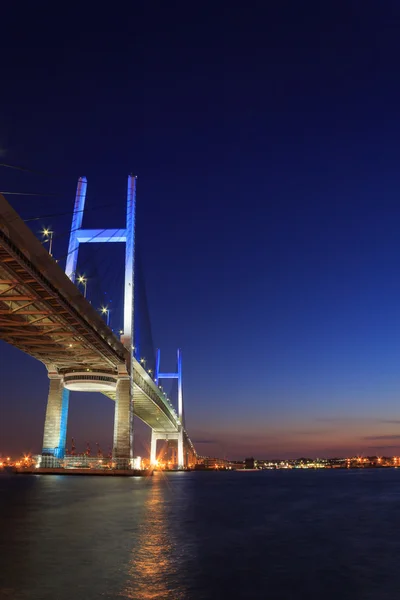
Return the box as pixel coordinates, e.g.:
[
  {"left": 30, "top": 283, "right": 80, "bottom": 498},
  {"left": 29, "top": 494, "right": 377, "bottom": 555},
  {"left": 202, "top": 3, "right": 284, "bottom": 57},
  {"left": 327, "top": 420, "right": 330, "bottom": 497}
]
[{"left": 0, "top": 193, "right": 190, "bottom": 440}]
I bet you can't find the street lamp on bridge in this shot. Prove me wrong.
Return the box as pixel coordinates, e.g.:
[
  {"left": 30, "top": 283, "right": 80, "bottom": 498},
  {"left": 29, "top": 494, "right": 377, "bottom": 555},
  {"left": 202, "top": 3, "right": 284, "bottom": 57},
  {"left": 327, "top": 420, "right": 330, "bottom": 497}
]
[
  {"left": 100, "top": 306, "right": 110, "bottom": 326},
  {"left": 77, "top": 275, "right": 87, "bottom": 297},
  {"left": 42, "top": 228, "right": 54, "bottom": 256}
]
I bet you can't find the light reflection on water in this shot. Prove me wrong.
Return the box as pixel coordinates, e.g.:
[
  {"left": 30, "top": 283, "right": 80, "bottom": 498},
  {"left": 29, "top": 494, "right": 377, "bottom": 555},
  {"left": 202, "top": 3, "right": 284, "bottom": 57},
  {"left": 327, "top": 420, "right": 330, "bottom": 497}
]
[
  {"left": 1, "top": 470, "right": 400, "bottom": 599},
  {"left": 122, "top": 475, "right": 188, "bottom": 600}
]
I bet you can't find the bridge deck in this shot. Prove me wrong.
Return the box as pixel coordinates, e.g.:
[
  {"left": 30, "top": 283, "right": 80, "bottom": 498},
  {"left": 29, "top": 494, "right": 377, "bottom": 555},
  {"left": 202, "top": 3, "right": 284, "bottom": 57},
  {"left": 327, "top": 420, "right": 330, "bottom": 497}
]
[{"left": 0, "top": 194, "right": 127, "bottom": 371}]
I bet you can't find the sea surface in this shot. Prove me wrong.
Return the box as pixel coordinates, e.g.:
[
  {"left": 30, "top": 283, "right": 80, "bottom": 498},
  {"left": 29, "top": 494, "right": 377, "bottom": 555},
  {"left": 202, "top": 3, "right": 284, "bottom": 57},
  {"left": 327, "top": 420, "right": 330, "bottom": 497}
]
[{"left": 0, "top": 469, "right": 400, "bottom": 599}]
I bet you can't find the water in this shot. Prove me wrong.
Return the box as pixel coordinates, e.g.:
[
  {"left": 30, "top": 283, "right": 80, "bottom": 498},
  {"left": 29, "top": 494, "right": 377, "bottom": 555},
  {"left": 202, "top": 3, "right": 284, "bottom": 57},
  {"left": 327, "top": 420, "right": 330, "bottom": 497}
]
[{"left": 1, "top": 469, "right": 400, "bottom": 599}]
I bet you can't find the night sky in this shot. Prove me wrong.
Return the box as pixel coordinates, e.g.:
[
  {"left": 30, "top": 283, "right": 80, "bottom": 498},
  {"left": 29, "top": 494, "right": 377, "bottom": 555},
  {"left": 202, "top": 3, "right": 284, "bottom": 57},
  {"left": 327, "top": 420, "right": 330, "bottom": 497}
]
[{"left": 2, "top": 2, "right": 400, "bottom": 459}]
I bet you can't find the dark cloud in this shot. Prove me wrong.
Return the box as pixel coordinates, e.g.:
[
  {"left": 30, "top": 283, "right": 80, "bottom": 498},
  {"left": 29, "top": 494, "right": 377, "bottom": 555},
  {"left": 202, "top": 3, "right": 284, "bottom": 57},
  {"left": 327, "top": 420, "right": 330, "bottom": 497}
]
[
  {"left": 379, "top": 420, "right": 400, "bottom": 424},
  {"left": 363, "top": 434, "right": 400, "bottom": 440},
  {"left": 366, "top": 445, "right": 400, "bottom": 450},
  {"left": 314, "top": 416, "right": 378, "bottom": 425},
  {"left": 314, "top": 417, "right": 356, "bottom": 424},
  {"left": 290, "top": 429, "right": 333, "bottom": 436}
]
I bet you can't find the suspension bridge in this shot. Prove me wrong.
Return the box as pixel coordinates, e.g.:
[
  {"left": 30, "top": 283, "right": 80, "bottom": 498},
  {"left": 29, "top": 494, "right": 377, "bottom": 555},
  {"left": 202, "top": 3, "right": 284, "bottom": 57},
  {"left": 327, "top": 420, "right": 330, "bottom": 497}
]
[{"left": 0, "top": 175, "right": 196, "bottom": 470}]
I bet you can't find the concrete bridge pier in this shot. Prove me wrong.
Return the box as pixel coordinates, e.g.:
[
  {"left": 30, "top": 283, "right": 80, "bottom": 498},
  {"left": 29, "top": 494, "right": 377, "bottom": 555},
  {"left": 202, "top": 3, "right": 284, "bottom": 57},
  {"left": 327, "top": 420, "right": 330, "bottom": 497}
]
[
  {"left": 178, "top": 428, "right": 184, "bottom": 469},
  {"left": 42, "top": 374, "right": 69, "bottom": 466},
  {"left": 150, "top": 429, "right": 184, "bottom": 469},
  {"left": 112, "top": 376, "right": 133, "bottom": 469},
  {"left": 150, "top": 430, "right": 158, "bottom": 466}
]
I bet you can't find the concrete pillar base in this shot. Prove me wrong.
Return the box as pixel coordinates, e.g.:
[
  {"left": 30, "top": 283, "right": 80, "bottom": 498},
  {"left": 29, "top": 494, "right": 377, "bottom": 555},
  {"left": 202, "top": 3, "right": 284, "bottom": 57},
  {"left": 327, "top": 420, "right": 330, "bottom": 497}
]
[
  {"left": 40, "top": 455, "right": 62, "bottom": 469},
  {"left": 177, "top": 428, "right": 184, "bottom": 469},
  {"left": 42, "top": 376, "right": 69, "bottom": 459},
  {"left": 150, "top": 430, "right": 158, "bottom": 465},
  {"left": 113, "top": 458, "right": 133, "bottom": 470},
  {"left": 112, "top": 378, "right": 133, "bottom": 463}
]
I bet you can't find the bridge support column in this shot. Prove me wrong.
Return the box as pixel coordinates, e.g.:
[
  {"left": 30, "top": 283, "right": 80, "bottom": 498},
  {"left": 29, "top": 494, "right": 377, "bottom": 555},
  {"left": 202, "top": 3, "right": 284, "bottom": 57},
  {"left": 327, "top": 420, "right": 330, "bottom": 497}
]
[
  {"left": 156, "top": 349, "right": 187, "bottom": 469},
  {"left": 150, "top": 430, "right": 158, "bottom": 466},
  {"left": 42, "top": 376, "right": 69, "bottom": 463},
  {"left": 178, "top": 428, "right": 184, "bottom": 469},
  {"left": 113, "top": 377, "right": 133, "bottom": 469}
]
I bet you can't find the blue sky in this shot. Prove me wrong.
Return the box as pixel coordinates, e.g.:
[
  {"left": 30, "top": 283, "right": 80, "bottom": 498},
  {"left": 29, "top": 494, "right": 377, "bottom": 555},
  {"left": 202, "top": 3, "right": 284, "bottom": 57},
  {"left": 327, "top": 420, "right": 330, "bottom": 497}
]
[{"left": 1, "top": 2, "right": 400, "bottom": 458}]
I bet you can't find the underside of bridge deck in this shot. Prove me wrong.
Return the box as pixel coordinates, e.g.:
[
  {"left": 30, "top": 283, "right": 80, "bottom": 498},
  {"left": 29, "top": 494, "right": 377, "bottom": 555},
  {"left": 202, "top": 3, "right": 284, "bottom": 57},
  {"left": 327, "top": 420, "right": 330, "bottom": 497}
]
[{"left": 0, "top": 194, "right": 127, "bottom": 373}]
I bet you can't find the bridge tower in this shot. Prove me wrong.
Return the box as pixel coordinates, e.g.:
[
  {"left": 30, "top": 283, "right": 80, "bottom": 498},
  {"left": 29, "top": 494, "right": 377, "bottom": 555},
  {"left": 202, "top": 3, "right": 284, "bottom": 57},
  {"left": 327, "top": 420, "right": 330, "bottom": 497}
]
[
  {"left": 42, "top": 175, "right": 136, "bottom": 468},
  {"left": 151, "top": 348, "right": 184, "bottom": 469}
]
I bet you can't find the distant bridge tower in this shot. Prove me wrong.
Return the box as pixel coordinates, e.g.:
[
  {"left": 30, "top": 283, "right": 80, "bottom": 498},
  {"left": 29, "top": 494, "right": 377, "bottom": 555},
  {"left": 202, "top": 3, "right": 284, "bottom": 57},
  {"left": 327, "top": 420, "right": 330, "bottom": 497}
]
[
  {"left": 42, "top": 175, "right": 136, "bottom": 468},
  {"left": 151, "top": 348, "right": 184, "bottom": 469}
]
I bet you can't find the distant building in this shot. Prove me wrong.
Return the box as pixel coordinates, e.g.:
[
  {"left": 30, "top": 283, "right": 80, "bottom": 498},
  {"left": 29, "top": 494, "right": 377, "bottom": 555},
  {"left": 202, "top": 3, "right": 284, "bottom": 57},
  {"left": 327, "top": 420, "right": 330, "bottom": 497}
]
[
  {"left": 195, "top": 456, "right": 228, "bottom": 469},
  {"left": 229, "top": 460, "right": 245, "bottom": 470},
  {"left": 245, "top": 457, "right": 255, "bottom": 469}
]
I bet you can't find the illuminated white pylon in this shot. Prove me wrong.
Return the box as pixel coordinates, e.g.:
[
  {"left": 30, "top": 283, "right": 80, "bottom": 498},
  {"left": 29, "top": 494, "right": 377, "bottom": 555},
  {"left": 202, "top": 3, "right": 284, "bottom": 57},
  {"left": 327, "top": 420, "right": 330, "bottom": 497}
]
[
  {"left": 152, "top": 348, "right": 184, "bottom": 469},
  {"left": 65, "top": 175, "right": 136, "bottom": 468}
]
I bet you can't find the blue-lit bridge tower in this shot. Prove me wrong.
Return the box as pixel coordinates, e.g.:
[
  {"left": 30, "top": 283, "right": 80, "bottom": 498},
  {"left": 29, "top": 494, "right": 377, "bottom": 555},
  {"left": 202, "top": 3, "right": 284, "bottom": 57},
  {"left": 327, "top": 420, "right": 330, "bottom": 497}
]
[{"left": 42, "top": 175, "right": 136, "bottom": 466}]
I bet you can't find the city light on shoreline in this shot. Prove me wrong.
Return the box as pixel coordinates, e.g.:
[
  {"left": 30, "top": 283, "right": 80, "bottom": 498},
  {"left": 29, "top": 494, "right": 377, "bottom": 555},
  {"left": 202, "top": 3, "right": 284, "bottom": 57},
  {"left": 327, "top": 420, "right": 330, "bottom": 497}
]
[{"left": 1, "top": 453, "right": 399, "bottom": 472}]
